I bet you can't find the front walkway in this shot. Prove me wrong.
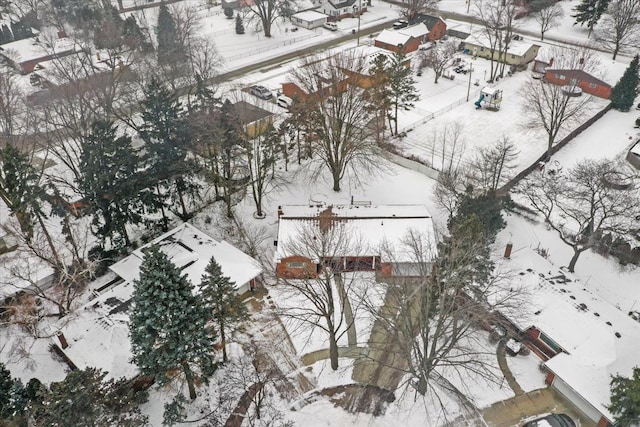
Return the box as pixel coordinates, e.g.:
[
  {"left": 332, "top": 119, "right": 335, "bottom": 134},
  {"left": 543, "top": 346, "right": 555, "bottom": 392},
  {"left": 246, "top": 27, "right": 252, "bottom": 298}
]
[{"left": 482, "top": 387, "right": 597, "bottom": 427}]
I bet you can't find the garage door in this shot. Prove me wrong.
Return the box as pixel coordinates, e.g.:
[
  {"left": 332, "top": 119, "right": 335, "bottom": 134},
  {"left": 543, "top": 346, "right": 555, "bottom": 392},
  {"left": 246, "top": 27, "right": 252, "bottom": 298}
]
[{"left": 552, "top": 376, "right": 603, "bottom": 423}]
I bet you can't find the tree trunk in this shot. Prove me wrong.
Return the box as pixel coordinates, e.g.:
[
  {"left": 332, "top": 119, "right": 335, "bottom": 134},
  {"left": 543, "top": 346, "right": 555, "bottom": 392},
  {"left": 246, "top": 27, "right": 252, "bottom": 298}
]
[
  {"left": 567, "top": 247, "right": 584, "bottom": 272},
  {"left": 331, "top": 168, "right": 341, "bottom": 192},
  {"left": 221, "top": 321, "right": 228, "bottom": 363},
  {"left": 613, "top": 45, "right": 619, "bottom": 61},
  {"left": 183, "top": 363, "right": 197, "bottom": 400},
  {"left": 328, "top": 329, "right": 339, "bottom": 370}
]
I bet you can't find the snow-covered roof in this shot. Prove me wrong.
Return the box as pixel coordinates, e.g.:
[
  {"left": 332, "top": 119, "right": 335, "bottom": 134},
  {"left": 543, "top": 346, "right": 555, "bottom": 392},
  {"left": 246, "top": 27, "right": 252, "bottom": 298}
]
[
  {"left": 499, "top": 247, "right": 640, "bottom": 423},
  {"left": 110, "top": 223, "right": 262, "bottom": 290},
  {"left": 375, "top": 29, "right": 413, "bottom": 47},
  {"left": 291, "top": 10, "right": 328, "bottom": 21},
  {"left": 275, "top": 204, "right": 436, "bottom": 263},
  {"left": 464, "top": 33, "right": 539, "bottom": 57},
  {"left": 398, "top": 23, "right": 429, "bottom": 38},
  {"left": 56, "top": 223, "right": 262, "bottom": 379},
  {"left": 0, "top": 37, "right": 80, "bottom": 63}
]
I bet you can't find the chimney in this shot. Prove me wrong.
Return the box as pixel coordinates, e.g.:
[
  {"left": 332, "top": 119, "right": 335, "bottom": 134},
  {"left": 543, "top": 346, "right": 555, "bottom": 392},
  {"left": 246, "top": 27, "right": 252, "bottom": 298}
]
[
  {"left": 277, "top": 206, "right": 283, "bottom": 217},
  {"left": 318, "top": 206, "right": 334, "bottom": 233},
  {"left": 548, "top": 57, "right": 554, "bottom": 67},
  {"left": 57, "top": 332, "right": 69, "bottom": 349},
  {"left": 504, "top": 242, "right": 513, "bottom": 259}
]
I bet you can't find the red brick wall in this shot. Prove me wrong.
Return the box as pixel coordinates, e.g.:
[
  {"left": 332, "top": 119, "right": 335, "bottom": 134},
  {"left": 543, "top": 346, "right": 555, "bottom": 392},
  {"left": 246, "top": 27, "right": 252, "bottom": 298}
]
[
  {"left": 543, "top": 71, "right": 611, "bottom": 99},
  {"left": 276, "top": 255, "right": 318, "bottom": 279},
  {"left": 597, "top": 416, "right": 612, "bottom": 427},
  {"left": 428, "top": 20, "right": 447, "bottom": 41},
  {"left": 544, "top": 371, "right": 555, "bottom": 385},
  {"left": 374, "top": 38, "right": 420, "bottom": 54}
]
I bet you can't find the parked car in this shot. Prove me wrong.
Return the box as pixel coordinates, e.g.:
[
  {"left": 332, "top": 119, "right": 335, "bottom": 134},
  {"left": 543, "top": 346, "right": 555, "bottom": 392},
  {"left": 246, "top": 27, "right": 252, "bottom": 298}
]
[
  {"left": 392, "top": 19, "right": 408, "bottom": 29},
  {"left": 522, "top": 413, "right": 576, "bottom": 427},
  {"left": 454, "top": 64, "right": 469, "bottom": 74},
  {"left": 277, "top": 94, "right": 292, "bottom": 109},
  {"left": 249, "top": 85, "right": 273, "bottom": 100},
  {"left": 323, "top": 22, "right": 338, "bottom": 31}
]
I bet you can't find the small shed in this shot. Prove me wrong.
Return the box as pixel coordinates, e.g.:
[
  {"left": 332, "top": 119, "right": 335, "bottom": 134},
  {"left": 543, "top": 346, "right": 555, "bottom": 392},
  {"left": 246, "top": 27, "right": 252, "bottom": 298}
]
[{"left": 291, "top": 10, "right": 328, "bottom": 29}]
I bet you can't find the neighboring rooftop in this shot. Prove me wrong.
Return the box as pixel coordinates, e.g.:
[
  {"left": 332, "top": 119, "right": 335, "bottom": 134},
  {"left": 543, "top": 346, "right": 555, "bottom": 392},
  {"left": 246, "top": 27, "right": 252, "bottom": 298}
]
[
  {"left": 498, "top": 247, "right": 640, "bottom": 423},
  {"left": 55, "top": 223, "right": 263, "bottom": 379}
]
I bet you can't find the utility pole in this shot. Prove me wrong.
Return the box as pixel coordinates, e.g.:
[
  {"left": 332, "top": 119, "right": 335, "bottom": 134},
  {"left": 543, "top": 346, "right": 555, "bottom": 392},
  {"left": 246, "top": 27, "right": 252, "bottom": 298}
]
[
  {"left": 466, "top": 63, "right": 473, "bottom": 101},
  {"left": 357, "top": 0, "right": 362, "bottom": 45}
]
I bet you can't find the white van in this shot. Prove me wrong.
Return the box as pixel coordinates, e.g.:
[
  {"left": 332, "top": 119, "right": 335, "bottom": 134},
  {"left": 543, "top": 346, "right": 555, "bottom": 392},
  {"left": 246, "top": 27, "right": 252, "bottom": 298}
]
[{"left": 323, "top": 22, "right": 338, "bottom": 31}]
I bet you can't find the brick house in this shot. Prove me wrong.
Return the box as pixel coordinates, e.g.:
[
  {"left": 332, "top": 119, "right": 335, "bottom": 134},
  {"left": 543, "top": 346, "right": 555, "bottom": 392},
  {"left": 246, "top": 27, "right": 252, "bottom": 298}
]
[
  {"left": 275, "top": 204, "right": 436, "bottom": 279},
  {"left": 374, "top": 29, "right": 418, "bottom": 53},
  {"left": 413, "top": 14, "right": 447, "bottom": 41},
  {"left": 543, "top": 69, "right": 612, "bottom": 99}
]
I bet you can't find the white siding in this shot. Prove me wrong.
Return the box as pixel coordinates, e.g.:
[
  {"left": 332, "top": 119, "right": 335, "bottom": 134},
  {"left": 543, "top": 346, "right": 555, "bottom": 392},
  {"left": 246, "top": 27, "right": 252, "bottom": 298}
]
[{"left": 552, "top": 376, "right": 603, "bottom": 423}]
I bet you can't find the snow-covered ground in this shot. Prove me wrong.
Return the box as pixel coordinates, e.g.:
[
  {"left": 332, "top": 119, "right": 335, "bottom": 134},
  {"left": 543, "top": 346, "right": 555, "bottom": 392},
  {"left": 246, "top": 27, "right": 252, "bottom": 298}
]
[{"left": 3, "top": 0, "right": 640, "bottom": 425}]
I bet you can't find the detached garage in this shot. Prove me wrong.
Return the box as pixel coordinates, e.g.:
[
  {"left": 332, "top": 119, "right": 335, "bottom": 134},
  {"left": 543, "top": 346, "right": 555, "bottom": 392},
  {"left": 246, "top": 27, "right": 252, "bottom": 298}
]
[{"left": 291, "top": 10, "right": 328, "bottom": 29}]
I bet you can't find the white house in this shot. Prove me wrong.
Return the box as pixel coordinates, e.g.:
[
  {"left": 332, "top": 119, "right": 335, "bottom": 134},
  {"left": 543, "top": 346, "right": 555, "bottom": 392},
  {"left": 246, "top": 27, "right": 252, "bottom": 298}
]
[
  {"left": 496, "top": 247, "right": 640, "bottom": 427},
  {"left": 52, "top": 223, "right": 263, "bottom": 379},
  {"left": 291, "top": 10, "right": 328, "bottom": 29}
]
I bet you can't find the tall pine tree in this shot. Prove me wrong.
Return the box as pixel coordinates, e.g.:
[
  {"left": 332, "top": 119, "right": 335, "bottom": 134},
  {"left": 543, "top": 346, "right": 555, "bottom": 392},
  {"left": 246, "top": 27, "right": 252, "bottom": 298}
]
[
  {"left": 199, "top": 257, "right": 248, "bottom": 363},
  {"left": 130, "top": 247, "right": 217, "bottom": 400},
  {"left": 572, "top": 0, "right": 610, "bottom": 35},
  {"left": 156, "top": 4, "right": 182, "bottom": 65},
  {"left": 139, "top": 78, "right": 198, "bottom": 230},
  {"left": 388, "top": 50, "right": 420, "bottom": 136},
  {"left": 610, "top": 55, "right": 639, "bottom": 112},
  {"left": 80, "top": 120, "right": 144, "bottom": 248}
]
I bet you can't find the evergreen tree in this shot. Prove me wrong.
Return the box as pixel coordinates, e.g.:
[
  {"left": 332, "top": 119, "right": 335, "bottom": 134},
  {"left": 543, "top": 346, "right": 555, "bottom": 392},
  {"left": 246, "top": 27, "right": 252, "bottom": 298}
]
[
  {"left": 80, "top": 120, "right": 144, "bottom": 249},
  {"left": 572, "top": 0, "right": 609, "bottom": 35},
  {"left": 138, "top": 78, "right": 198, "bottom": 230},
  {"left": 130, "top": 247, "right": 217, "bottom": 400},
  {"left": 388, "top": 50, "right": 420, "bottom": 135},
  {"left": 235, "top": 13, "right": 245, "bottom": 34},
  {"left": 216, "top": 99, "right": 244, "bottom": 218},
  {"left": 366, "top": 53, "right": 393, "bottom": 144},
  {"left": 28, "top": 368, "right": 148, "bottom": 426},
  {"left": 611, "top": 55, "right": 639, "bottom": 112},
  {"left": 0, "top": 24, "right": 12, "bottom": 44},
  {"left": 94, "top": 5, "right": 124, "bottom": 50},
  {"left": 123, "top": 15, "right": 150, "bottom": 51},
  {"left": 0, "top": 364, "right": 29, "bottom": 423},
  {"left": 0, "top": 144, "right": 45, "bottom": 241},
  {"left": 156, "top": 4, "right": 182, "bottom": 64},
  {"left": 199, "top": 257, "right": 248, "bottom": 363},
  {"left": 609, "top": 367, "right": 640, "bottom": 427}
]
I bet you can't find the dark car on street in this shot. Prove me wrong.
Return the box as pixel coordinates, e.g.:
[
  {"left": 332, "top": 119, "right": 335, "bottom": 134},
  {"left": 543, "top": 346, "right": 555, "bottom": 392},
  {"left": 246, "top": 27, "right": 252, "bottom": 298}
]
[{"left": 523, "top": 413, "right": 576, "bottom": 427}]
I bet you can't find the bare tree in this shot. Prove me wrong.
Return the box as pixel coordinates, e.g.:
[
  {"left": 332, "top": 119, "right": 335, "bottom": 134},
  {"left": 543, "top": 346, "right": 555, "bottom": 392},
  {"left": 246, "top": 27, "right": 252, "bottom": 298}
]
[
  {"left": 427, "top": 121, "right": 466, "bottom": 175},
  {"left": 0, "top": 73, "right": 29, "bottom": 143},
  {"left": 400, "top": 0, "right": 440, "bottom": 21},
  {"left": 469, "top": 136, "right": 519, "bottom": 192},
  {"left": 291, "top": 51, "right": 383, "bottom": 192},
  {"left": 516, "top": 159, "right": 640, "bottom": 272},
  {"left": 427, "top": 40, "right": 458, "bottom": 83},
  {"left": 222, "top": 342, "right": 292, "bottom": 427},
  {"left": 277, "top": 220, "right": 373, "bottom": 370},
  {"left": 596, "top": 0, "right": 640, "bottom": 60},
  {"left": 521, "top": 46, "right": 598, "bottom": 160},
  {"left": 533, "top": 1, "right": 564, "bottom": 40},
  {"left": 363, "top": 223, "right": 523, "bottom": 416},
  {"left": 244, "top": 124, "right": 283, "bottom": 218},
  {"left": 243, "top": 0, "right": 285, "bottom": 38},
  {"left": 474, "top": 0, "right": 518, "bottom": 81}
]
